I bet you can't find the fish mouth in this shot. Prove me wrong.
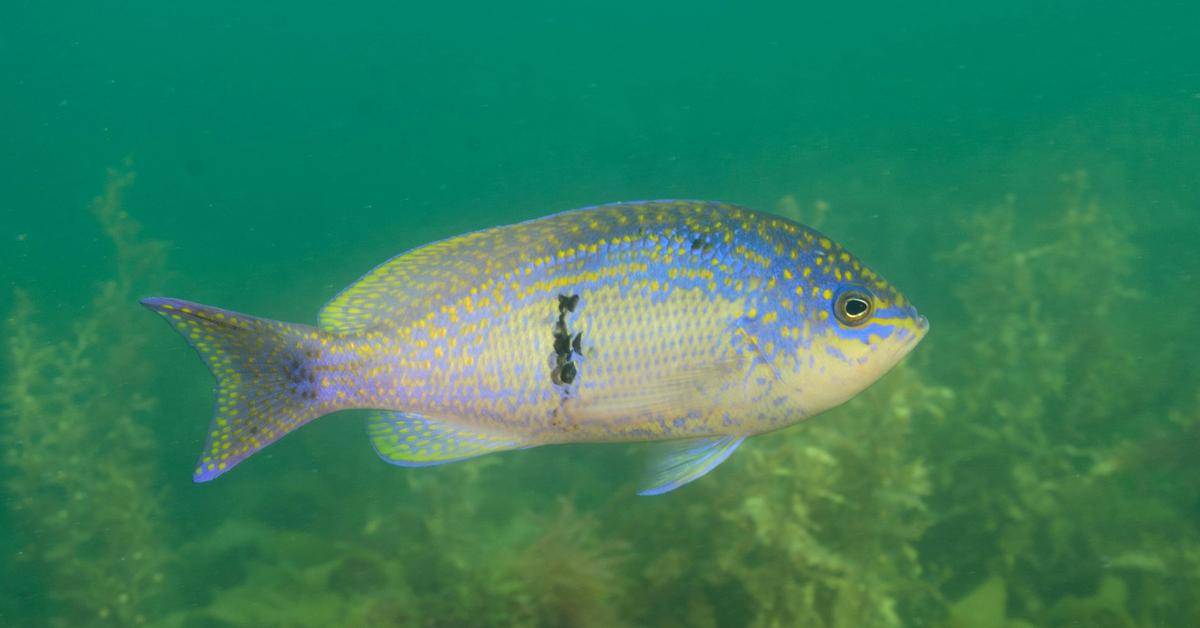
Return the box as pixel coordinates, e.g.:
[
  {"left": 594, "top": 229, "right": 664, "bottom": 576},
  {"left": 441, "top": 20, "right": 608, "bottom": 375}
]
[
  {"left": 890, "top": 314, "right": 929, "bottom": 359},
  {"left": 911, "top": 315, "right": 930, "bottom": 345}
]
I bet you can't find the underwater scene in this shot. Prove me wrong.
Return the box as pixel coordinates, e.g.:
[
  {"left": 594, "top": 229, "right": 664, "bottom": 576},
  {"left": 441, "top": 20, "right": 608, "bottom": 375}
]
[{"left": 2, "top": 1, "right": 1198, "bottom": 626}]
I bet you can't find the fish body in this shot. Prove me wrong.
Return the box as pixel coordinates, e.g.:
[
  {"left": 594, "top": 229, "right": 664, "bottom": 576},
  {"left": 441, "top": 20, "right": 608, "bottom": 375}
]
[{"left": 143, "top": 200, "right": 927, "bottom": 494}]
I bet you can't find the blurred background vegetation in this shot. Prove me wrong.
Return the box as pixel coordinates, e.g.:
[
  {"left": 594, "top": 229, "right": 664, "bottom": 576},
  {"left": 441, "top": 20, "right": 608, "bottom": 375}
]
[
  {"left": 2, "top": 1, "right": 1197, "bottom": 626},
  {"left": 3, "top": 153, "right": 1197, "bottom": 627}
]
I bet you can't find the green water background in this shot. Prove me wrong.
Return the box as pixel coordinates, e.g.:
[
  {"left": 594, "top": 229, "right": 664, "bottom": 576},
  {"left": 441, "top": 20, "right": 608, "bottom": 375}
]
[{"left": 2, "top": 1, "right": 1198, "bottom": 626}]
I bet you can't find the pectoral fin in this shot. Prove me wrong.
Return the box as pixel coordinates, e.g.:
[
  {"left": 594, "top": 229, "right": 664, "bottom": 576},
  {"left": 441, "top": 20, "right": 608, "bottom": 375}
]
[
  {"left": 574, "top": 352, "right": 746, "bottom": 423},
  {"left": 639, "top": 435, "right": 746, "bottom": 496}
]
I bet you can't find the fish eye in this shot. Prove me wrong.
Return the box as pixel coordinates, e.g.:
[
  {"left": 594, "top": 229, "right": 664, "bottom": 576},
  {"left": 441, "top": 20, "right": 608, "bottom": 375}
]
[{"left": 834, "top": 290, "right": 874, "bottom": 326}]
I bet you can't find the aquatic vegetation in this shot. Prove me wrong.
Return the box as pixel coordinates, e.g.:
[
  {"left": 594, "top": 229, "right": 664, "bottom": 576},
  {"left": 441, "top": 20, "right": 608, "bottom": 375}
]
[
  {"left": 498, "top": 500, "right": 630, "bottom": 628},
  {"left": 6, "top": 165, "right": 1199, "bottom": 627},
  {"left": 160, "top": 467, "right": 629, "bottom": 627},
  {"left": 627, "top": 362, "right": 950, "bottom": 628},
  {"left": 921, "top": 171, "right": 1200, "bottom": 626},
  {"left": 386, "top": 470, "right": 629, "bottom": 627},
  {"left": 170, "top": 520, "right": 419, "bottom": 628},
  {"left": 1, "top": 164, "right": 172, "bottom": 626}
]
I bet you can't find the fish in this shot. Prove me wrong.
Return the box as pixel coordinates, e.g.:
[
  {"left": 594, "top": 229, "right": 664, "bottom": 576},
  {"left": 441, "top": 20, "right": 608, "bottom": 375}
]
[{"left": 142, "top": 200, "right": 928, "bottom": 495}]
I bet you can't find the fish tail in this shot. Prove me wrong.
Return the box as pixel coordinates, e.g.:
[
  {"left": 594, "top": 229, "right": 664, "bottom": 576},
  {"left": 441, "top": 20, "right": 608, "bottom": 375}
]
[{"left": 140, "top": 296, "right": 336, "bottom": 482}]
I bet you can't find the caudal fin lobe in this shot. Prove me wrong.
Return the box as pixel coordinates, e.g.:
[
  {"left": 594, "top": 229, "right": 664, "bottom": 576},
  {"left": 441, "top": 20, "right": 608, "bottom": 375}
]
[{"left": 140, "top": 297, "right": 333, "bottom": 481}]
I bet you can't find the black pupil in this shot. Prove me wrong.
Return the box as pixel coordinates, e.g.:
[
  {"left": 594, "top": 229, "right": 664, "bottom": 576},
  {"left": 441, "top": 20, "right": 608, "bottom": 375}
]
[{"left": 845, "top": 298, "right": 869, "bottom": 317}]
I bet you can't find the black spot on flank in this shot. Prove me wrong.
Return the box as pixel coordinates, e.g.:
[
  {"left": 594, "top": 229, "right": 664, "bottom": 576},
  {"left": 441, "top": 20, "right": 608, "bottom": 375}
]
[
  {"left": 551, "top": 360, "right": 577, "bottom": 386},
  {"left": 558, "top": 362, "right": 577, "bottom": 384},
  {"left": 558, "top": 293, "right": 580, "bottom": 313},
  {"left": 554, "top": 332, "right": 571, "bottom": 356},
  {"left": 249, "top": 425, "right": 259, "bottom": 435},
  {"left": 550, "top": 293, "right": 583, "bottom": 388},
  {"left": 691, "top": 237, "right": 704, "bottom": 251}
]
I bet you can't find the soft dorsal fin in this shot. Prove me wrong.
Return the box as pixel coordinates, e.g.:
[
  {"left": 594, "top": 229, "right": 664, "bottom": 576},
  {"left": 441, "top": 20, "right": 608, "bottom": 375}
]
[
  {"left": 317, "top": 200, "right": 738, "bottom": 333},
  {"left": 320, "top": 227, "right": 513, "bottom": 333},
  {"left": 366, "top": 411, "right": 526, "bottom": 467},
  {"left": 639, "top": 435, "right": 746, "bottom": 495}
]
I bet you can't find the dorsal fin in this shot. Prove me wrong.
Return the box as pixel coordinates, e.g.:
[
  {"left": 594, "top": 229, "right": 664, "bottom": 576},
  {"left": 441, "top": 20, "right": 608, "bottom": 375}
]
[{"left": 317, "top": 200, "right": 736, "bottom": 333}]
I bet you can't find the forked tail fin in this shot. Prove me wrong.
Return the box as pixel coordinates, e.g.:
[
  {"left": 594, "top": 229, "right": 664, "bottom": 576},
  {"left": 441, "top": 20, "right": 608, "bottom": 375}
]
[{"left": 140, "top": 297, "right": 335, "bottom": 481}]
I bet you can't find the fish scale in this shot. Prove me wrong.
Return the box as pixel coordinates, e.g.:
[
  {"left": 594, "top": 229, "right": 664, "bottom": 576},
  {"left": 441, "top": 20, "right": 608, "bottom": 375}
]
[{"left": 143, "top": 199, "right": 928, "bottom": 494}]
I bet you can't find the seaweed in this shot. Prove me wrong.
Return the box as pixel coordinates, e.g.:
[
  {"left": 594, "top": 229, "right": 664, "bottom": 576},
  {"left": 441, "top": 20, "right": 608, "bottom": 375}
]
[
  {"left": 159, "top": 469, "right": 629, "bottom": 628},
  {"left": 1, "top": 163, "right": 172, "bottom": 626},
  {"left": 622, "top": 362, "right": 950, "bottom": 628},
  {"left": 921, "top": 171, "right": 1200, "bottom": 626},
  {"left": 7, "top": 165, "right": 1200, "bottom": 627},
  {"left": 500, "top": 500, "right": 629, "bottom": 628}
]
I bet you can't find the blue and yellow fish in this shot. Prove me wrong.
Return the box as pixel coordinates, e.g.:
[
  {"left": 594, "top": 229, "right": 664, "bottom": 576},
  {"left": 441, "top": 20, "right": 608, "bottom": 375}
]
[{"left": 143, "top": 200, "right": 928, "bottom": 494}]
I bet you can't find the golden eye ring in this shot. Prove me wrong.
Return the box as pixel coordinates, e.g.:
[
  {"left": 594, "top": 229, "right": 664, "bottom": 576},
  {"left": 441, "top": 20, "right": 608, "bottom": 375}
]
[{"left": 834, "top": 290, "right": 874, "bottom": 326}]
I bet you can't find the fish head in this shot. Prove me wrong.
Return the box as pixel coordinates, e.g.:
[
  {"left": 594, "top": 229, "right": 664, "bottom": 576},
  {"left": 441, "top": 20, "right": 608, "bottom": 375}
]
[{"left": 777, "top": 239, "right": 929, "bottom": 416}]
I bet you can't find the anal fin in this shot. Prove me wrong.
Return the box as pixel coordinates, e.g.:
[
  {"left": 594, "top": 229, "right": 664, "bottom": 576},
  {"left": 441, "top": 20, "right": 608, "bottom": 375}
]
[
  {"left": 639, "top": 435, "right": 746, "bottom": 496},
  {"left": 366, "top": 411, "right": 525, "bottom": 467}
]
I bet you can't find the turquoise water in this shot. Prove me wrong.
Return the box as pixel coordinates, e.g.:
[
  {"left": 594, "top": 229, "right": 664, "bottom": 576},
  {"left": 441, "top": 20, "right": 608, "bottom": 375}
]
[{"left": 2, "top": 1, "right": 1198, "bottom": 626}]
